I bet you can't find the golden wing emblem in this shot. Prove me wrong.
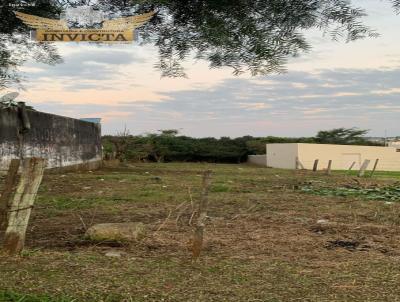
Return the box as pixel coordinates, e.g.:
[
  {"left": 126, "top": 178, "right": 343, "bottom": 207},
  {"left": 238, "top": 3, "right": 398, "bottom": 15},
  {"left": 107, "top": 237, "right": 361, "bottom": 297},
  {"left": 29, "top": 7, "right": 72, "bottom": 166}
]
[
  {"left": 102, "top": 11, "right": 155, "bottom": 30},
  {"left": 15, "top": 11, "right": 68, "bottom": 30}
]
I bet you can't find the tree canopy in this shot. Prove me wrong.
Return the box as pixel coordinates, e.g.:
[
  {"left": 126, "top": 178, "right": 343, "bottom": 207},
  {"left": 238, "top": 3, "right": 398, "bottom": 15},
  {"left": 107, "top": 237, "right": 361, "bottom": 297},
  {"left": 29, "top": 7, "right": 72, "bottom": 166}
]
[
  {"left": 315, "top": 127, "right": 370, "bottom": 145},
  {"left": 0, "top": 0, "right": 399, "bottom": 88},
  {"left": 102, "top": 127, "right": 380, "bottom": 163}
]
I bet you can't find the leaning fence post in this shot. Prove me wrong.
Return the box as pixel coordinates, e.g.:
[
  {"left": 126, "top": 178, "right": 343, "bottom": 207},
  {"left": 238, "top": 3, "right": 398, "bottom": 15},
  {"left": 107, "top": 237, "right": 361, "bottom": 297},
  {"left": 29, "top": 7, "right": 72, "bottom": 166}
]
[
  {"left": 358, "top": 159, "right": 371, "bottom": 177},
  {"left": 3, "top": 158, "right": 45, "bottom": 255},
  {"left": 370, "top": 159, "right": 379, "bottom": 177},
  {"left": 326, "top": 160, "right": 332, "bottom": 175},
  {"left": 0, "top": 159, "right": 21, "bottom": 234},
  {"left": 295, "top": 157, "right": 305, "bottom": 170},
  {"left": 347, "top": 161, "right": 356, "bottom": 174},
  {"left": 312, "top": 159, "right": 319, "bottom": 172}
]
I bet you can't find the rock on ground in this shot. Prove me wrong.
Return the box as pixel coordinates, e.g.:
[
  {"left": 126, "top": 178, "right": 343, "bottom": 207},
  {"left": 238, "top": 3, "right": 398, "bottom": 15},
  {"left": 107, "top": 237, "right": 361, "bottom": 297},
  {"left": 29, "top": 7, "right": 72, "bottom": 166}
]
[
  {"left": 105, "top": 250, "right": 125, "bottom": 258},
  {"left": 85, "top": 222, "right": 146, "bottom": 242}
]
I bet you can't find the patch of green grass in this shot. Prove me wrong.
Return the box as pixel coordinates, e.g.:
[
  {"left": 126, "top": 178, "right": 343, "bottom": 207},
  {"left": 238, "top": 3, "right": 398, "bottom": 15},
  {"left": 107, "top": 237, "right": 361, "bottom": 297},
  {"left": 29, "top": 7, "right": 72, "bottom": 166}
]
[
  {"left": 335, "top": 170, "right": 400, "bottom": 179},
  {"left": 211, "top": 183, "right": 231, "bottom": 193},
  {"left": 36, "top": 196, "right": 110, "bottom": 210},
  {"left": 0, "top": 291, "right": 132, "bottom": 302},
  {"left": 95, "top": 174, "right": 143, "bottom": 181},
  {"left": 367, "top": 171, "right": 400, "bottom": 179},
  {"left": 136, "top": 188, "right": 166, "bottom": 198},
  {"left": 0, "top": 291, "right": 74, "bottom": 302}
]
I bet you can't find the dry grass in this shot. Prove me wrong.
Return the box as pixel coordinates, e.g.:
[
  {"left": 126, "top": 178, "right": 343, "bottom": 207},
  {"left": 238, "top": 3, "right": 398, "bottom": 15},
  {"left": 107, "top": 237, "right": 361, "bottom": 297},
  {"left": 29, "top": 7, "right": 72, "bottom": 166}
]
[{"left": 1, "top": 163, "right": 400, "bottom": 301}]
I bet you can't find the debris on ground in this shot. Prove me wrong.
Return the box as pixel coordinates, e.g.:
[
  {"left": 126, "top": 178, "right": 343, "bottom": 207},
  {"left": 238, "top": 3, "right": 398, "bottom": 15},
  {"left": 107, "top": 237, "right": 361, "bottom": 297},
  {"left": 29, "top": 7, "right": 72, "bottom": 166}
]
[
  {"left": 105, "top": 250, "right": 124, "bottom": 258},
  {"left": 85, "top": 222, "right": 147, "bottom": 242},
  {"left": 300, "top": 185, "right": 400, "bottom": 202}
]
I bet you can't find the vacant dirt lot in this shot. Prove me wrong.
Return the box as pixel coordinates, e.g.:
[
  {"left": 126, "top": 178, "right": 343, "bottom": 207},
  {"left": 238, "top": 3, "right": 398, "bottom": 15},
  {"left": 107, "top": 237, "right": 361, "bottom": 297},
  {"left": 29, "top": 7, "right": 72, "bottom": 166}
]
[{"left": 1, "top": 163, "right": 400, "bottom": 301}]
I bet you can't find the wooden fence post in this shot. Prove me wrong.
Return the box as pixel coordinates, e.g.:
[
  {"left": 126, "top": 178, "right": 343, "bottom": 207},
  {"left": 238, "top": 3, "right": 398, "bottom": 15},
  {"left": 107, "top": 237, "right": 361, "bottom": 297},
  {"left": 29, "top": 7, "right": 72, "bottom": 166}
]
[
  {"left": 358, "top": 159, "right": 371, "bottom": 177},
  {"left": 0, "top": 159, "right": 21, "bottom": 234},
  {"left": 312, "top": 159, "right": 319, "bottom": 172},
  {"left": 295, "top": 157, "right": 305, "bottom": 170},
  {"left": 192, "top": 170, "right": 212, "bottom": 261},
  {"left": 326, "top": 160, "right": 332, "bottom": 175},
  {"left": 347, "top": 161, "right": 356, "bottom": 174},
  {"left": 3, "top": 158, "right": 45, "bottom": 255},
  {"left": 370, "top": 159, "right": 379, "bottom": 177}
]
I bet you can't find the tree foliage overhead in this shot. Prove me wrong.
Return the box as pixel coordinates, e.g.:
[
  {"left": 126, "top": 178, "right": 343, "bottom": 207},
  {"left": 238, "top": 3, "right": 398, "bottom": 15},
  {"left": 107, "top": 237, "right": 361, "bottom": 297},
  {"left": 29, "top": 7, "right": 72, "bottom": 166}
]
[
  {"left": 0, "top": 0, "right": 63, "bottom": 89},
  {"left": 98, "top": 0, "right": 394, "bottom": 77},
  {"left": 0, "top": 0, "right": 399, "bottom": 88}
]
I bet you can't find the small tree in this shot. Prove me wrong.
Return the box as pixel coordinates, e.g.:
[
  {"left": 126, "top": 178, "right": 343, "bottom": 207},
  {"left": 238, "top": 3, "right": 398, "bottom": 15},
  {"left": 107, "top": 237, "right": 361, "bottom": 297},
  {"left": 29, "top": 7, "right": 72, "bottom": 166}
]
[
  {"left": 105, "top": 126, "right": 132, "bottom": 161},
  {"left": 315, "top": 128, "right": 369, "bottom": 145},
  {"left": 158, "top": 129, "right": 179, "bottom": 137}
]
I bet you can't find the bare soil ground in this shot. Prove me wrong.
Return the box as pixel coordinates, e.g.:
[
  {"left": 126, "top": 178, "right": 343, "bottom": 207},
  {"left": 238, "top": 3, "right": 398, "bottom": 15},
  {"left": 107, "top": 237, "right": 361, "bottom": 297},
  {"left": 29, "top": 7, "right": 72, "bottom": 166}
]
[{"left": 1, "top": 163, "right": 400, "bottom": 301}]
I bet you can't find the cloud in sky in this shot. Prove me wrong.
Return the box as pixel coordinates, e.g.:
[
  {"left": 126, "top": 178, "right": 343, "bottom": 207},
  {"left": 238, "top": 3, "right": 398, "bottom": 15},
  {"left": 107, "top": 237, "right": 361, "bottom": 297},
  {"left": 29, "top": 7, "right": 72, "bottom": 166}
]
[
  {"left": 9, "top": 0, "right": 400, "bottom": 138},
  {"left": 29, "top": 66, "right": 400, "bottom": 138}
]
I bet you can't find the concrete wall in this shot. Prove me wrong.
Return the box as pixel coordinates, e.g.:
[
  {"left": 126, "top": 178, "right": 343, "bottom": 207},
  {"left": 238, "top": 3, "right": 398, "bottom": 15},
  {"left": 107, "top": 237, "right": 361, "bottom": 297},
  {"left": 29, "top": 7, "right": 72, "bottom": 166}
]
[
  {"left": 0, "top": 107, "right": 102, "bottom": 170},
  {"left": 297, "top": 143, "right": 400, "bottom": 171},
  {"left": 266, "top": 143, "right": 400, "bottom": 171},
  {"left": 247, "top": 155, "right": 266, "bottom": 166},
  {"left": 266, "top": 144, "right": 298, "bottom": 169}
]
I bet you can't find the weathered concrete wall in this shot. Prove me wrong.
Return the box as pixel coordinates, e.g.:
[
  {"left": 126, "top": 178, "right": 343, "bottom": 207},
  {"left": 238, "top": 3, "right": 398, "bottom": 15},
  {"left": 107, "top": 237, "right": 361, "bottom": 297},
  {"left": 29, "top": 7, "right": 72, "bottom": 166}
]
[
  {"left": 247, "top": 155, "right": 267, "bottom": 166},
  {"left": 0, "top": 107, "right": 102, "bottom": 170}
]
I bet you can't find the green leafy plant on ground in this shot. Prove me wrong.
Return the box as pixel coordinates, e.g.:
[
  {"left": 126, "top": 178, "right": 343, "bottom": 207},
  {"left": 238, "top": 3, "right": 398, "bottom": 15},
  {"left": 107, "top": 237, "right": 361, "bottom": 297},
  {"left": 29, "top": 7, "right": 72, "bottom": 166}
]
[{"left": 300, "top": 185, "right": 400, "bottom": 201}]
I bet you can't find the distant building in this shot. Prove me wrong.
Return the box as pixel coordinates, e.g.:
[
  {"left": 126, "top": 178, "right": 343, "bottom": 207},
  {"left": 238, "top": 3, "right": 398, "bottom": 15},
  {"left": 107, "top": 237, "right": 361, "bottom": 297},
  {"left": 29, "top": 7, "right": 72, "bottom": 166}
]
[
  {"left": 365, "top": 137, "right": 385, "bottom": 144},
  {"left": 388, "top": 141, "right": 400, "bottom": 151},
  {"left": 265, "top": 143, "right": 400, "bottom": 171},
  {"left": 80, "top": 118, "right": 102, "bottom": 124},
  {"left": 365, "top": 137, "right": 400, "bottom": 145}
]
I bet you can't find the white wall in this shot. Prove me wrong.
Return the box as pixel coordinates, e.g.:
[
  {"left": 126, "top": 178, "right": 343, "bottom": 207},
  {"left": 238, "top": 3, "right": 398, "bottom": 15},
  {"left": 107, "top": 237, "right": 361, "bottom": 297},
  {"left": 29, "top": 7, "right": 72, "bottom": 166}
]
[
  {"left": 247, "top": 155, "right": 267, "bottom": 166},
  {"left": 266, "top": 143, "right": 400, "bottom": 171},
  {"left": 266, "top": 144, "right": 298, "bottom": 169},
  {"left": 297, "top": 143, "right": 400, "bottom": 171}
]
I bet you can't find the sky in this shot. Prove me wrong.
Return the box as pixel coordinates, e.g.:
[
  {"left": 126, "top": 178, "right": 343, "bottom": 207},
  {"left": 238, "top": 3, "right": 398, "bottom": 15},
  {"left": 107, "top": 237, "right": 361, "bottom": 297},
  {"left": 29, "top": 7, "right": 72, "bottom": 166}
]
[{"left": 7, "top": 0, "right": 400, "bottom": 138}]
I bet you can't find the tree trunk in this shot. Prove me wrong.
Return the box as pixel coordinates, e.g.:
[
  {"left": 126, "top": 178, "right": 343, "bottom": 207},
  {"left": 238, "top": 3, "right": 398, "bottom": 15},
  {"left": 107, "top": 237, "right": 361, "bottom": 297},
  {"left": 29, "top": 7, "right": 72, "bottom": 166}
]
[
  {"left": 3, "top": 158, "right": 45, "bottom": 255},
  {"left": 0, "top": 159, "right": 20, "bottom": 234}
]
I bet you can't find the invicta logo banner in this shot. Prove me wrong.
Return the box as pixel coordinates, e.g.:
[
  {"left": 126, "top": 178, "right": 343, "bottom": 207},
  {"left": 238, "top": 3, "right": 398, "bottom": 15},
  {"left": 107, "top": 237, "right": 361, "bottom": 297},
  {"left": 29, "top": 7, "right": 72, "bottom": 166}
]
[{"left": 15, "top": 6, "right": 154, "bottom": 43}]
